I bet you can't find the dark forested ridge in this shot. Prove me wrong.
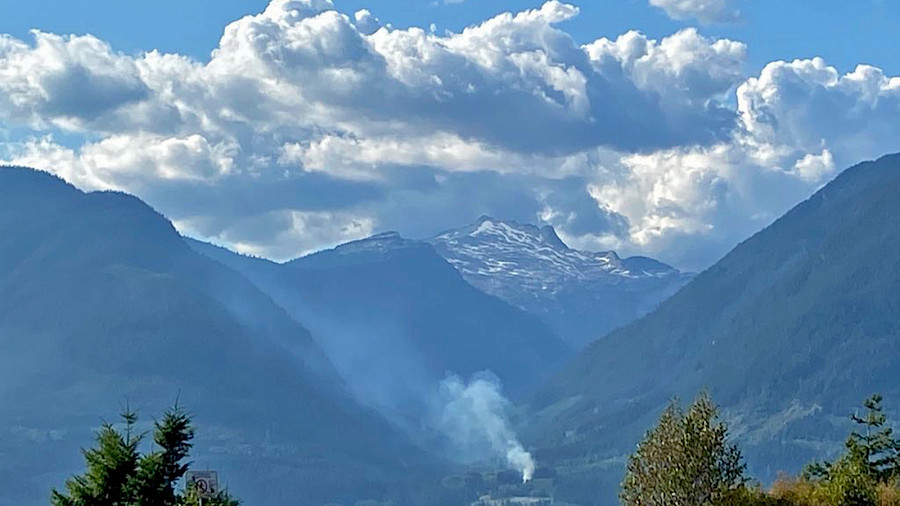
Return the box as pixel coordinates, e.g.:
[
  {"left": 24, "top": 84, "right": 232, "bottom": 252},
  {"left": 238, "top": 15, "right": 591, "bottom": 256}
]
[
  {"left": 0, "top": 167, "right": 439, "bottom": 506},
  {"left": 528, "top": 153, "right": 900, "bottom": 504}
]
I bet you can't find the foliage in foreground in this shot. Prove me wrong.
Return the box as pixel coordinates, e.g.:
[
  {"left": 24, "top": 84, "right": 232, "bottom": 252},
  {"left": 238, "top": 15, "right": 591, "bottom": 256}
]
[
  {"left": 621, "top": 392, "right": 746, "bottom": 506},
  {"left": 767, "top": 393, "right": 900, "bottom": 506},
  {"left": 623, "top": 393, "right": 900, "bottom": 506},
  {"left": 52, "top": 406, "right": 239, "bottom": 506}
]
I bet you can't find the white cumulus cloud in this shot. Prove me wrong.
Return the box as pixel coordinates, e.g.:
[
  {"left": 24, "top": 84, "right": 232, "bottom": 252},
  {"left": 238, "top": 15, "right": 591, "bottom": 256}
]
[
  {"left": 572, "top": 57, "right": 900, "bottom": 268},
  {"left": 0, "top": 32, "right": 149, "bottom": 131},
  {"left": 1, "top": 2, "right": 898, "bottom": 268}
]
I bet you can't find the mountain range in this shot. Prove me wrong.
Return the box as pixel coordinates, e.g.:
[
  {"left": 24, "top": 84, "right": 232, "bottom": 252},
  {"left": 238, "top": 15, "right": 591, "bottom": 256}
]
[
  {"left": 188, "top": 229, "right": 571, "bottom": 440},
  {"left": 187, "top": 214, "right": 691, "bottom": 437},
  {"left": 7, "top": 152, "right": 900, "bottom": 506}
]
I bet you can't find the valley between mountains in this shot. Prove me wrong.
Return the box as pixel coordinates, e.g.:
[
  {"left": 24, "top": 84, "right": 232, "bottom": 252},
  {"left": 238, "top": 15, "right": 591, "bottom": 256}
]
[{"left": 3, "top": 153, "right": 900, "bottom": 505}]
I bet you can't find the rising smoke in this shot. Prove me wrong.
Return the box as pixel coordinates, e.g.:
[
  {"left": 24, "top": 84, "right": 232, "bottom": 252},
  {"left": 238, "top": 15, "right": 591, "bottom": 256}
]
[{"left": 435, "top": 372, "right": 536, "bottom": 482}]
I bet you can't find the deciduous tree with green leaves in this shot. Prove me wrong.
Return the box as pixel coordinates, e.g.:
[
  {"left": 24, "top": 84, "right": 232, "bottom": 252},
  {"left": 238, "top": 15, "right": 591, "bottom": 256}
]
[{"left": 621, "top": 392, "right": 746, "bottom": 506}]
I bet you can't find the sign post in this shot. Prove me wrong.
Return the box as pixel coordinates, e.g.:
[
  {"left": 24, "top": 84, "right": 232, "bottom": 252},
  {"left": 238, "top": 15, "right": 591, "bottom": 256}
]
[{"left": 185, "top": 470, "right": 219, "bottom": 506}]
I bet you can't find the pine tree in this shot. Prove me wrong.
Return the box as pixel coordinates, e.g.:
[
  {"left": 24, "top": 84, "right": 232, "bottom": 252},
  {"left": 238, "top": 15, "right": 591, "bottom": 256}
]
[
  {"left": 621, "top": 392, "right": 746, "bottom": 506},
  {"left": 805, "top": 394, "right": 900, "bottom": 485},
  {"left": 847, "top": 394, "right": 900, "bottom": 482}
]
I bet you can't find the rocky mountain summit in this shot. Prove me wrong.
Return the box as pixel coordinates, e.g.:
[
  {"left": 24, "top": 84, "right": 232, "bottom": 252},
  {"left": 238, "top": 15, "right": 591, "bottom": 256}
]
[{"left": 429, "top": 217, "right": 691, "bottom": 348}]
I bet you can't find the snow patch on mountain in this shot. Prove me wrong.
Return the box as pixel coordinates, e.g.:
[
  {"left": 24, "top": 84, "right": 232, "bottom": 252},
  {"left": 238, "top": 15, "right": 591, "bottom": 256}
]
[
  {"left": 428, "top": 216, "right": 691, "bottom": 348},
  {"left": 431, "top": 216, "right": 679, "bottom": 294}
]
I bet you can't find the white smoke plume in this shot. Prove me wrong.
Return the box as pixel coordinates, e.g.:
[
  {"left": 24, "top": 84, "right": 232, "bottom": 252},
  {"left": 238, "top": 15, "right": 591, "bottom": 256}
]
[{"left": 436, "top": 373, "right": 536, "bottom": 482}]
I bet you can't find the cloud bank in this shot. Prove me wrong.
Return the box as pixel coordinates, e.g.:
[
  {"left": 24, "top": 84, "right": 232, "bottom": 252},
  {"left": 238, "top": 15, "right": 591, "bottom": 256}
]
[{"left": 2, "top": 0, "right": 899, "bottom": 269}]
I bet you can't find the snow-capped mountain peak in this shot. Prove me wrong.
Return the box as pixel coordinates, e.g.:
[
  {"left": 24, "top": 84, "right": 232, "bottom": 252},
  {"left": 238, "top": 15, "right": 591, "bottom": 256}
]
[
  {"left": 430, "top": 216, "right": 675, "bottom": 287},
  {"left": 428, "top": 217, "right": 690, "bottom": 348}
]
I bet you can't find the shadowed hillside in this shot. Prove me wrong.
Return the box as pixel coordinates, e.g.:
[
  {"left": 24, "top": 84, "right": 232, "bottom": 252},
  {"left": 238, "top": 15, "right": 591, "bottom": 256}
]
[
  {"left": 189, "top": 232, "right": 572, "bottom": 444},
  {"left": 0, "top": 167, "right": 440, "bottom": 506},
  {"left": 529, "top": 154, "right": 900, "bottom": 505}
]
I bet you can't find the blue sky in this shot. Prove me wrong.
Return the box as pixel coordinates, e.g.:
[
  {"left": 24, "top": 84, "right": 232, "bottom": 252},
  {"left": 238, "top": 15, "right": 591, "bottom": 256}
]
[
  {"left": 1, "top": 0, "right": 899, "bottom": 270},
  {"left": 4, "top": 0, "right": 898, "bottom": 74}
]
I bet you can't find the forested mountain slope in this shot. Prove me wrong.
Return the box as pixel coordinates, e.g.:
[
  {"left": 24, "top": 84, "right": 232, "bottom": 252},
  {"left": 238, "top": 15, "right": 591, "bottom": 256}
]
[
  {"left": 529, "top": 154, "right": 900, "bottom": 504},
  {"left": 0, "top": 167, "right": 437, "bottom": 506}
]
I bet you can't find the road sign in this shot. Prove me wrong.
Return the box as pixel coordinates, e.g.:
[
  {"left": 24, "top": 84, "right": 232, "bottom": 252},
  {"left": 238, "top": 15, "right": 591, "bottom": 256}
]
[{"left": 186, "top": 470, "right": 219, "bottom": 498}]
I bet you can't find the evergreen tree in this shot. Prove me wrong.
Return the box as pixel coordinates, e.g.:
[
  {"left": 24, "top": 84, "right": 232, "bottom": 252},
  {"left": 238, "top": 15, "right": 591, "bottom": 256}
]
[
  {"left": 805, "top": 394, "right": 900, "bottom": 484},
  {"left": 847, "top": 394, "right": 900, "bottom": 482},
  {"left": 52, "top": 406, "right": 239, "bottom": 506},
  {"left": 621, "top": 392, "right": 746, "bottom": 506},
  {"left": 133, "top": 406, "right": 195, "bottom": 506},
  {"left": 51, "top": 410, "right": 142, "bottom": 506}
]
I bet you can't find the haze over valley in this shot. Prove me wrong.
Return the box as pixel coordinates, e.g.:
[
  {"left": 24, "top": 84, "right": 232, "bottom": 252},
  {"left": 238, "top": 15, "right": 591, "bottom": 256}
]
[{"left": 2, "top": 0, "right": 900, "bottom": 505}]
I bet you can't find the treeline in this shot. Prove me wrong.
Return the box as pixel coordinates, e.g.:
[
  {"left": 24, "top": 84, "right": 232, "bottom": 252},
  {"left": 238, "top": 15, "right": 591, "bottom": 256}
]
[
  {"left": 623, "top": 393, "right": 900, "bottom": 506},
  {"left": 54, "top": 394, "right": 900, "bottom": 506}
]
